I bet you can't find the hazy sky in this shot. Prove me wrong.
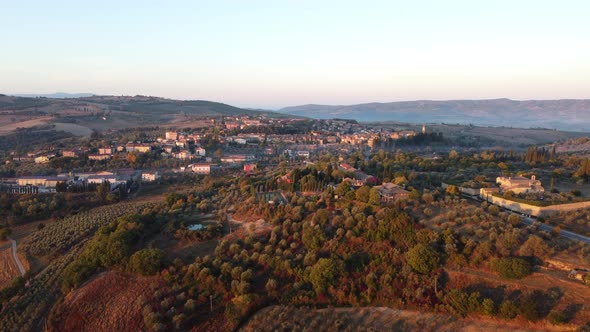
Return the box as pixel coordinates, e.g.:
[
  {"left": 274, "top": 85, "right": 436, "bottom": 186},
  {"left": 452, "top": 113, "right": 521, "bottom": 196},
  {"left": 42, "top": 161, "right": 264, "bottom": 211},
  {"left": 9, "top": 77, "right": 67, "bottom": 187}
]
[{"left": 1, "top": 0, "right": 589, "bottom": 108}]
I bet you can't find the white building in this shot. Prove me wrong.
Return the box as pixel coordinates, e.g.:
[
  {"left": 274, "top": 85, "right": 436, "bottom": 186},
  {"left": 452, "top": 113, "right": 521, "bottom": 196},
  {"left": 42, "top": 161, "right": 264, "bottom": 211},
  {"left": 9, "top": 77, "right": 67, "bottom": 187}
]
[
  {"left": 496, "top": 175, "right": 544, "bottom": 194},
  {"left": 191, "top": 163, "right": 211, "bottom": 174},
  {"left": 165, "top": 131, "right": 178, "bottom": 140},
  {"left": 142, "top": 170, "right": 160, "bottom": 182},
  {"left": 195, "top": 147, "right": 206, "bottom": 157}
]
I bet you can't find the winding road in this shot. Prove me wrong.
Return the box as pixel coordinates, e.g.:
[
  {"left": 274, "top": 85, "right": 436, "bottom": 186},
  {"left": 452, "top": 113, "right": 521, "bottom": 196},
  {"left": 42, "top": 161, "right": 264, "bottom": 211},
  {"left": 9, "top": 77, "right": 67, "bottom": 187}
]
[{"left": 9, "top": 238, "right": 25, "bottom": 276}]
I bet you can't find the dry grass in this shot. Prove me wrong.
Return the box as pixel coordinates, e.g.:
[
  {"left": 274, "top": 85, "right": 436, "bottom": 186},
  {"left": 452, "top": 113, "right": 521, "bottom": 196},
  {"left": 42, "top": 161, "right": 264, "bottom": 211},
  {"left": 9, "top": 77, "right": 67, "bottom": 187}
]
[
  {"left": 240, "top": 305, "right": 549, "bottom": 332},
  {"left": 448, "top": 268, "right": 590, "bottom": 328}
]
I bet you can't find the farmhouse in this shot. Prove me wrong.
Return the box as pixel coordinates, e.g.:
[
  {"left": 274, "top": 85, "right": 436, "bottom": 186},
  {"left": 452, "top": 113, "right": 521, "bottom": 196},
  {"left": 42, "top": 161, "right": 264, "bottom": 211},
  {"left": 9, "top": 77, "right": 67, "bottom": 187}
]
[
  {"left": 374, "top": 182, "right": 410, "bottom": 202},
  {"left": 496, "top": 175, "right": 544, "bottom": 194}
]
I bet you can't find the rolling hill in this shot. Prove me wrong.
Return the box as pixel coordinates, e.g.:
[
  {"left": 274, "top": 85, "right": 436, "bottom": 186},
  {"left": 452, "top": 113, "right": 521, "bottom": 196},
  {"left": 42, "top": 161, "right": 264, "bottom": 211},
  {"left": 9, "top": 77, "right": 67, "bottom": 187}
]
[
  {"left": 278, "top": 99, "right": 590, "bottom": 131},
  {"left": 0, "top": 94, "right": 284, "bottom": 136}
]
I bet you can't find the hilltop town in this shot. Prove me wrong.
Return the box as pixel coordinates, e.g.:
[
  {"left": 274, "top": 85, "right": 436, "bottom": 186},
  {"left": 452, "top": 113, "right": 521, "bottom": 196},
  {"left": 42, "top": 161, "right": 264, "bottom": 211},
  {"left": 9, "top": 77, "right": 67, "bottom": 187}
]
[{"left": 1, "top": 110, "right": 590, "bottom": 331}]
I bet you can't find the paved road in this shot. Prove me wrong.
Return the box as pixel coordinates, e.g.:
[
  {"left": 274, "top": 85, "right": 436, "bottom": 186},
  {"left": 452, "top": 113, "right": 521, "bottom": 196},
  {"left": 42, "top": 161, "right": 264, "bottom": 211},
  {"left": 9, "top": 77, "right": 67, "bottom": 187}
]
[
  {"left": 9, "top": 238, "right": 26, "bottom": 276},
  {"left": 463, "top": 193, "right": 590, "bottom": 245},
  {"left": 521, "top": 217, "right": 590, "bottom": 244}
]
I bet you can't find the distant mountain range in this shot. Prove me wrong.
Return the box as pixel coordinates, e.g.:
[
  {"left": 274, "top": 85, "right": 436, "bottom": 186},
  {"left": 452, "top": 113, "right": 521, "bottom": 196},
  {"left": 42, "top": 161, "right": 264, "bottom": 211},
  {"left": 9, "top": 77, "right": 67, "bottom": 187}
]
[
  {"left": 12, "top": 92, "right": 95, "bottom": 99},
  {"left": 278, "top": 99, "right": 590, "bottom": 132}
]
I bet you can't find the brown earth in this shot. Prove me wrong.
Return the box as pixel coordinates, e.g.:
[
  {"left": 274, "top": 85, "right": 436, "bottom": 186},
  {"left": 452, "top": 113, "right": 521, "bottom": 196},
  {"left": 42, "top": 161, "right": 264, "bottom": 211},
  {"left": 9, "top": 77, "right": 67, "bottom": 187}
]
[{"left": 48, "top": 271, "right": 168, "bottom": 332}]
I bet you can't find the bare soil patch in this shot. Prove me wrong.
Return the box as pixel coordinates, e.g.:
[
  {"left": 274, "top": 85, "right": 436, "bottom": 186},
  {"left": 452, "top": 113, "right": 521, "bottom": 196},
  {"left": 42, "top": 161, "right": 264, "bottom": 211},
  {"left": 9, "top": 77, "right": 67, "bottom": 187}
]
[{"left": 48, "top": 271, "right": 168, "bottom": 332}]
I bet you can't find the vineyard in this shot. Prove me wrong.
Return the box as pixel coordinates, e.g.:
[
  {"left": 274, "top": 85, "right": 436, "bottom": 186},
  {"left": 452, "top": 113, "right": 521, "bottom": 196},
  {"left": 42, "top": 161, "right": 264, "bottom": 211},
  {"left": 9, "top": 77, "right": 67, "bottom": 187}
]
[
  {"left": 22, "top": 202, "right": 155, "bottom": 257},
  {"left": 0, "top": 242, "right": 85, "bottom": 331},
  {"left": 0, "top": 201, "right": 156, "bottom": 332},
  {"left": 0, "top": 248, "right": 19, "bottom": 289}
]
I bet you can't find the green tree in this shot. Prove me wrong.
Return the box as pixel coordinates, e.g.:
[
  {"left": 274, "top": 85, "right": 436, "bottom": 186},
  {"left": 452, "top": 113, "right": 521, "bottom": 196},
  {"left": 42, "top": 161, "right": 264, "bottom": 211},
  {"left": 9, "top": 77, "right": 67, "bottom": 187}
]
[
  {"left": 519, "top": 235, "right": 552, "bottom": 259},
  {"left": 499, "top": 300, "right": 518, "bottom": 319},
  {"left": 492, "top": 257, "right": 532, "bottom": 279},
  {"left": 368, "top": 188, "right": 381, "bottom": 205},
  {"left": 308, "top": 258, "right": 344, "bottom": 294},
  {"left": 406, "top": 244, "right": 440, "bottom": 274},
  {"left": 446, "top": 185, "right": 459, "bottom": 196},
  {"left": 355, "top": 186, "right": 371, "bottom": 203},
  {"left": 129, "top": 248, "right": 166, "bottom": 276},
  {"left": 0, "top": 227, "right": 11, "bottom": 240}
]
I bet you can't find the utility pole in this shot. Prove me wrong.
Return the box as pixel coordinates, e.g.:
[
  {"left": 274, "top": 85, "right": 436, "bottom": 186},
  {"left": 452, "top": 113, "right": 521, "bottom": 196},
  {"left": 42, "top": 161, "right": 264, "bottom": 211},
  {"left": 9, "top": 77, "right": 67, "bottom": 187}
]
[{"left": 210, "top": 295, "right": 213, "bottom": 313}]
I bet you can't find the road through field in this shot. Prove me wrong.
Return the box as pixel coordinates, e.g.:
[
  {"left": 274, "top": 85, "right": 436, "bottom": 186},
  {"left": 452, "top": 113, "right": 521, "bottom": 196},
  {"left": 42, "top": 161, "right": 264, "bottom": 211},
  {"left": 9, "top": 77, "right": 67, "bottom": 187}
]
[{"left": 9, "top": 238, "right": 25, "bottom": 276}]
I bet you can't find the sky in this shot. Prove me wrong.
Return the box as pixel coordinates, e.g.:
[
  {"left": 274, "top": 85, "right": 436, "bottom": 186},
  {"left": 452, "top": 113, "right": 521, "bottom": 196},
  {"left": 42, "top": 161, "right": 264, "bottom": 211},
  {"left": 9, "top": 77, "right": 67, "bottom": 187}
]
[{"left": 1, "top": 0, "right": 589, "bottom": 109}]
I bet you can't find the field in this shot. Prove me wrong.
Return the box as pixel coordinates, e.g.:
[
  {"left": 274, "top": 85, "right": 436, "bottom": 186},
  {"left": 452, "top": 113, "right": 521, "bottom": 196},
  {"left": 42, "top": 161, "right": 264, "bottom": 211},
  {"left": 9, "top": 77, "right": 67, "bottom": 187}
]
[
  {"left": 47, "top": 271, "right": 168, "bottom": 332},
  {"left": 0, "top": 247, "right": 20, "bottom": 289},
  {"left": 448, "top": 268, "right": 590, "bottom": 328},
  {"left": 51, "top": 122, "right": 94, "bottom": 136},
  {"left": 241, "top": 306, "right": 549, "bottom": 332},
  {"left": 0, "top": 115, "right": 54, "bottom": 135}
]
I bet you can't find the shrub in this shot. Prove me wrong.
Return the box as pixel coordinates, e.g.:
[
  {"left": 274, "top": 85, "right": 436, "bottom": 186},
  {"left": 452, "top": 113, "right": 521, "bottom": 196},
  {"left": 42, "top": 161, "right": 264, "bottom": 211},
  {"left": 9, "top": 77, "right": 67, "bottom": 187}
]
[
  {"left": 492, "top": 257, "right": 532, "bottom": 279},
  {"left": 129, "top": 248, "right": 166, "bottom": 276},
  {"left": 406, "top": 244, "right": 440, "bottom": 274},
  {"left": 499, "top": 300, "right": 518, "bottom": 319},
  {"left": 548, "top": 310, "right": 566, "bottom": 325}
]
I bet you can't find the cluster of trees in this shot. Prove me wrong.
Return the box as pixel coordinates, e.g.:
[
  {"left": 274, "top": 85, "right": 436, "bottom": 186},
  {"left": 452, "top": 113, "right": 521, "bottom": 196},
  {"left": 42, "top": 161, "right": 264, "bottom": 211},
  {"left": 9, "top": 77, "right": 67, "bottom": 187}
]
[
  {"left": 62, "top": 213, "right": 166, "bottom": 292},
  {"left": 524, "top": 146, "right": 556, "bottom": 163},
  {"left": 22, "top": 202, "right": 151, "bottom": 257}
]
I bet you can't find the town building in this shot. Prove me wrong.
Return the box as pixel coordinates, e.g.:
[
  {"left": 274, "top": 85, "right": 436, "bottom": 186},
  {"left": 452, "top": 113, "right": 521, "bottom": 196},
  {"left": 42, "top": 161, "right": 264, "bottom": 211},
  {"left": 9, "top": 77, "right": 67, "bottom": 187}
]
[
  {"left": 191, "top": 163, "right": 212, "bottom": 174},
  {"left": 142, "top": 170, "right": 161, "bottom": 182}
]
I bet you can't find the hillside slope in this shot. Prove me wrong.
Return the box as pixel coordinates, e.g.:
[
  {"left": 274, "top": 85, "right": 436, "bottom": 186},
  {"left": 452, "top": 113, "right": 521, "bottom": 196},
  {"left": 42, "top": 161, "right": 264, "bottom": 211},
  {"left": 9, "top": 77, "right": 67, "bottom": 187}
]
[{"left": 279, "top": 99, "right": 590, "bottom": 131}]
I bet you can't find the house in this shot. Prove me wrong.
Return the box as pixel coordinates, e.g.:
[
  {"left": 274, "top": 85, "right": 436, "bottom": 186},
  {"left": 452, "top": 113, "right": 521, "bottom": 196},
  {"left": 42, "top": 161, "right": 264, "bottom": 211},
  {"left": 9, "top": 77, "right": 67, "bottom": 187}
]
[
  {"left": 374, "top": 182, "right": 410, "bottom": 202},
  {"left": 62, "top": 149, "right": 84, "bottom": 158},
  {"left": 88, "top": 154, "right": 112, "bottom": 161},
  {"left": 296, "top": 151, "right": 310, "bottom": 159},
  {"left": 496, "top": 175, "right": 544, "bottom": 194},
  {"left": 34, "top": 155, "right": 55, "bottom": 164},
  {"left": 17, "top": 176, "right": 68, "bottom": 187},
  {"left": 195, "top": 147, "right": 206, "bottom": 157},
  {"left": 125, "top": 143, "right": 152, "bottom": 153},
  {"left": 191, "top": 163, "right": 212, "bottom": 174},
  {"left": 221, "top": 154, "right": 255, "bottom": 163},
  {"left": 174, "top": 150, "right": 193, "bottom": 160},
  {"left": 339, "top": 163, "right": 357, "bottom": 172},
  {"left": 142, "top": 170, "right": 160, "bottom": 182},
  {"left": 86, "top": 175, "right": 127, "bottom": 189},
  {"left": 225, "top": 122, "right": 241, "bottom": 130},
  {"left": 165, "top": 131, "right": 178, "bottom": 140},
  {"left": 98, "top": 147, "right": 113, "bottom": 155},
  {"left": 244, "top": 164, "right": 257, "bottom": 173}
]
